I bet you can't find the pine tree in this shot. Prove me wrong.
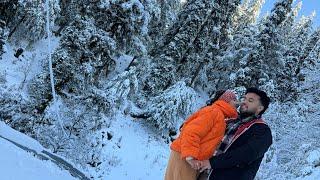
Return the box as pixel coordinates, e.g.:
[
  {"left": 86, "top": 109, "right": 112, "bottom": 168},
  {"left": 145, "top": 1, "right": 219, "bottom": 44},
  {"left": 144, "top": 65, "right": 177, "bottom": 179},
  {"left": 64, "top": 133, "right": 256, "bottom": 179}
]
[
  {"left": 51, "top": 18, "right": 116, "bottom": 95},
  {"left": 297, "top": 27, "right": 320, "bottom": 76},
  {"left": 54, "top": 0, "right": 82, "bottom": 35},
  {"left": 0, "top": 0, "right": 19, "bottom": 29},
  {"left": 0, "top": 87, "right": 40, "bottom": 136},
  {"left": 208, "top": 0, "right": 263, "bottom": 94},
  {"left": 232, "top": 0, "right": 265, "bottom": 32},
  {"left": 132, "top": 81, "right": 198, "bottom": 141},
  {"left": 27, "top": 17, "right": 116, "bottom": 139},
  {"left": 278, "top": 12, "right": 314, "bottom": 101},
  {"left": 82, "top": 0, "right": 151, "bottom": 57},
  {"left": 7, "top": 0, "right": 60, "bottom": 45},
  {"left": 226, "top": 24, "right": 260, "bottom": 91},
  {"left": 147, "top": 0, "right": 181, "bottom": 50},
  {"left": 233, "top": 0, "right": 293, "bottom": 97},
  {"left": 35, "top": 95, "right": 111, "bottom": 173},
  {"left": 190, "top": 0, "right": 241, "bottom": 92},
  {"left": 0, "top": 20, "right": 6, "bottom": 57},
  {"left": 0, "top": 0, "right": 18, "bottom": 56},
  {"left": 143, "top": 0, "right": 240, "bottom": 96},
  {"left": 142, "top": 0, "right": 217, "bottom": 95},
  {"left": 277, "top": 1, "right": 302, "bottom": 43}
]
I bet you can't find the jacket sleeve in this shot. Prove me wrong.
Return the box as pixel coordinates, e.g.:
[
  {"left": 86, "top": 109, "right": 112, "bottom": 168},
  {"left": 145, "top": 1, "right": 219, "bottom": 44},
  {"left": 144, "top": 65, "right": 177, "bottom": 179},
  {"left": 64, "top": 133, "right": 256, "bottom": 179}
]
[
  {"left": 180, "top": 110, "right": 224, "bottom": 159},
  {"left": 209, "top": 124, "right": 272, "bottom": 169}
]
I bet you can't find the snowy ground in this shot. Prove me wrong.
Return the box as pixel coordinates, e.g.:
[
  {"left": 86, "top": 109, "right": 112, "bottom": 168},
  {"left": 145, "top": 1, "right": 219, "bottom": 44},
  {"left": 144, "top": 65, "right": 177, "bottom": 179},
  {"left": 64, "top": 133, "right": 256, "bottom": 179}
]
[
  {"left": 0, "top": 38, "right": 60, "bottom": 96},
  {"left": 0, "top": 121, "right": 76, "bottom": 180},
  {"left": 103, "top": 114, "right": 170, "bottom": 180}
]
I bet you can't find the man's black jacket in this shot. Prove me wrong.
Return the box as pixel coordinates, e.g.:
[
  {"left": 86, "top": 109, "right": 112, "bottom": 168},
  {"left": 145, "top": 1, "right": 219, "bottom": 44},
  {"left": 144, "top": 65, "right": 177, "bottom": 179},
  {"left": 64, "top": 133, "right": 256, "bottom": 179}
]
[{"left": 209, "top": 123, "right": 272, "bottom": 180}]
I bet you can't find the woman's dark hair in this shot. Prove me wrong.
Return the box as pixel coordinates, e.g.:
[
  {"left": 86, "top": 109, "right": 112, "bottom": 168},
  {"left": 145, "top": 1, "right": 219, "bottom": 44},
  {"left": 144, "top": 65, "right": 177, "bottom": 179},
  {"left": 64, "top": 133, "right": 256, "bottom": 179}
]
[
  {"left": 245, "top": 87, "right": 271, "bottom": 115},
  {"left": 206, "top": 90, "right": 226, "bottom": 106}
]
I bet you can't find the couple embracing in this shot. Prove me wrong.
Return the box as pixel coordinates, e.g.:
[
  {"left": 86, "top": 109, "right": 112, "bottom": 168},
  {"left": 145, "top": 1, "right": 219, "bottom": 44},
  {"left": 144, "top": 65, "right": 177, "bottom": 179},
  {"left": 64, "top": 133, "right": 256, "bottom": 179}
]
[{"left": 165, "top": 87, "right": 272, "bottom": 180}]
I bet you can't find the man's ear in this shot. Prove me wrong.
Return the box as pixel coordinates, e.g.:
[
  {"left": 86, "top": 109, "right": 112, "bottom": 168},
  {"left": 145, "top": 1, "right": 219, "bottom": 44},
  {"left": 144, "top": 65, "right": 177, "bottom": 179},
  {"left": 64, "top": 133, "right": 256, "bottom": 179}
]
[{"left": 258, "top": 105, "right": 264, "bottom": 112}]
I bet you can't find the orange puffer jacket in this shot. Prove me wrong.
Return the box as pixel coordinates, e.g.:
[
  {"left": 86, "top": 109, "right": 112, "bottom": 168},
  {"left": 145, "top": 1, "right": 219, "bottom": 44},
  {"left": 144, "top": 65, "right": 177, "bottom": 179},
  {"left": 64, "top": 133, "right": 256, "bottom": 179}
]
[{"left": 170, "top": 100, "right": 238, "bottom": 160}]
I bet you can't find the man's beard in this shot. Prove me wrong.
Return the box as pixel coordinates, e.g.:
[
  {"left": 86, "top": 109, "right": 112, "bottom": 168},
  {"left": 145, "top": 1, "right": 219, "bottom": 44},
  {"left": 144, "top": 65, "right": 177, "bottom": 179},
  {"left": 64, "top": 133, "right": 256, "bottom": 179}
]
[{"left": 239, "top": 110, "right": 256, "bottom": 118}]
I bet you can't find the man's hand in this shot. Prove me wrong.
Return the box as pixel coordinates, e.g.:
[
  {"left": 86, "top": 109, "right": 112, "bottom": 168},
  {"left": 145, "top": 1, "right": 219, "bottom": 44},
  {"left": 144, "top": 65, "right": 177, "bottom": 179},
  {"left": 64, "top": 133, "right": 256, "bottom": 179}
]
[
  {"left": 186, "top": 159, "right": 201, "bottom": 170},
  {"left": 199, "top": 160, "right": 211, "bottom": 172}
]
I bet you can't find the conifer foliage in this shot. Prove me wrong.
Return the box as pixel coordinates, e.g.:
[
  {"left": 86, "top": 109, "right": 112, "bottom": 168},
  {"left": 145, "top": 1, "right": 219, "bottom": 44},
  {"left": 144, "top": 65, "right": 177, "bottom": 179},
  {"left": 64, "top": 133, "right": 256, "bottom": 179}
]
[{"left": 0, "top": 0, "right": 319, "bottom": 178}]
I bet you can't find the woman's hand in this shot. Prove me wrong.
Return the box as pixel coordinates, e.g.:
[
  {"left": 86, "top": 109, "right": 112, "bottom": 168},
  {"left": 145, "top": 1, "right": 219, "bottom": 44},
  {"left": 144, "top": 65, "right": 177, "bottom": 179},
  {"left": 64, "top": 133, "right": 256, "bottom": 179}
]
[
  {"left": 186, "top": 158, "right": 202, "bottom": 170},
  {"left": 199, "top": 160, "right": 211, "bottom": 172}
]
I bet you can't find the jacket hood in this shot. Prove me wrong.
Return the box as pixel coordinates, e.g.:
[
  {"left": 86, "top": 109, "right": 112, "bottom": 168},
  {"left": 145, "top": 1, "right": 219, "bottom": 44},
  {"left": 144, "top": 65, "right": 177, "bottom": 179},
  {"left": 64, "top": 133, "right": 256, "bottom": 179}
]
[{"left": 212, "top": 100, "right": 238, "bottom": 119}]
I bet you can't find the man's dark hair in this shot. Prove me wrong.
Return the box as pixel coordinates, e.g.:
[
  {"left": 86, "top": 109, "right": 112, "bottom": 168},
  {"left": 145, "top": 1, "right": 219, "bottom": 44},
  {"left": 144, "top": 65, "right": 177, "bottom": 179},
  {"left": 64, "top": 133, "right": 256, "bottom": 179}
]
[{"left": 246, "top": 87, "right": 271, "bottom": 115}]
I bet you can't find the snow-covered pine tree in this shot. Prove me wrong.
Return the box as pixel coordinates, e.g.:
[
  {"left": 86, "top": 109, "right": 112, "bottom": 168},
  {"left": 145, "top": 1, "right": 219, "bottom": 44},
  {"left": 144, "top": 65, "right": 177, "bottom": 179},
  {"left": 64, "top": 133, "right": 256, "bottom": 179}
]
[
  {"left": 225, "top": 1, "right": 266, "bottom": 92},
  {"left": 27, "top": 17, "right": 116, "bottom": 168},
  {"left": 227, "top": 24, "right": 260, "bottom": 92},
  {"left": 0, "top": 0, "right": 18, "bottom": 20},
  {"left": 54, "top": 0, "right": 81, "bottom": 35},
  {"left": 52, "top": 18, "right": 116, "bottom": 94},
  {"left": 191, "top": 0, "right": 240, "bottom": 93},
  {"left": 278, "top": 12, "right": 314, "bottom": 101},
  {"left": 0, "top": 0, "right": 19, "bottom": 30},
  {"left": 104, "top": 66, "right": 140, "bottom": 114},
  {"left": 257, "top": 58, "right": 320, "bottom": 179},
  {"left": 233, "top": 0, "right": 293, "bottom": 98},
  {"left": 0, "top": 0, "right": 18, "bottom": 56},
  {"left": 232, "top": 0, "right": 265, "bottom": 33},
  {"left": 35, "top": 95, "right": 111, "bottom": 174},
  {"left": 143, "top": 0, "right": 240, "bottom": 96},
  {"left": 296, "top": 28, "right": 320, "bottom": 77},
  {"left": 147, "top": 0, "right": 181, "bottom": 52},
  {"left": 277, "top": 1, "right": 302, "bottom": 42},
  {"left": 188, "top": 0, "right": 241, "bottom": 90},
  {"left": 138, "top": 81, "right": 198, "bottom": 141},
  {"left": 7, "top": 0, "right": 59, "bottom": 45},
  {"left": 0, "top": 87, "right": 40, "bottom": 136},
  {"left": 83, "top": 0, "right": 151, "bottom": 57},
  {"left": 0, "top": 20, "right": 6, "bottom": 57},
  {"left": 142, "top": 0, "right": 216, "bottom": 96},
  {"left": 28, "top": 17, "right": 116, "bottom": 110}
]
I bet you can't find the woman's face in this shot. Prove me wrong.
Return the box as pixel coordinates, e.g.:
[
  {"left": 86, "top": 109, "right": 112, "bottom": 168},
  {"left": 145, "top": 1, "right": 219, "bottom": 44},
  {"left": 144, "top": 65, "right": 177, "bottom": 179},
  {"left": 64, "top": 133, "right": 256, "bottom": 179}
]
[{"left": 229, "top": 99, "right": 240, "bottom": 109}]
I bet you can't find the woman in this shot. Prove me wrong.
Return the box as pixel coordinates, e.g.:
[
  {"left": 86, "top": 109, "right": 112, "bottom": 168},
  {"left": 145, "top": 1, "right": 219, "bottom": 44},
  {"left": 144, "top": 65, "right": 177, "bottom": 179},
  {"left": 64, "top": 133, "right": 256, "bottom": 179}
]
[{"left": 164, "top": 90, "right": 239, "bottom": 180}]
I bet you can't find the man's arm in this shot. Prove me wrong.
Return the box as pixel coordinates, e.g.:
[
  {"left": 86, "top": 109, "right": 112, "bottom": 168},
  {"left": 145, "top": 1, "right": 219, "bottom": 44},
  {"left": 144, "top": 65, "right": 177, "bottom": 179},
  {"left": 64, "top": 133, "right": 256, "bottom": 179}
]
[{"left": 209, "top": 124, "right": 272, "bottom": 169}]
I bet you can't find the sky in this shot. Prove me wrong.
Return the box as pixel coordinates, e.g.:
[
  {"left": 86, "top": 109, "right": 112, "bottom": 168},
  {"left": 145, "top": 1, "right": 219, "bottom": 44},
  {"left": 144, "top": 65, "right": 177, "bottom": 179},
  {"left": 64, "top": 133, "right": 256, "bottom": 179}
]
[{"left": 261, "top": 0, "right": 320, "bottom": 27}]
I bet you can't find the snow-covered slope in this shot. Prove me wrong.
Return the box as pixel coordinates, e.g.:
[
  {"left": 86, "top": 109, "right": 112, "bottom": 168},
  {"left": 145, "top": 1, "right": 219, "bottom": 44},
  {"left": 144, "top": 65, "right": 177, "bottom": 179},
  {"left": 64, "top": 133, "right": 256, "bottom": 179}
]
[
  {"left": 103, "top": 113, "right": 169, "bottom": 180},
  {"left": 0, "top": 121, "right": 76, "bottom": 180}
]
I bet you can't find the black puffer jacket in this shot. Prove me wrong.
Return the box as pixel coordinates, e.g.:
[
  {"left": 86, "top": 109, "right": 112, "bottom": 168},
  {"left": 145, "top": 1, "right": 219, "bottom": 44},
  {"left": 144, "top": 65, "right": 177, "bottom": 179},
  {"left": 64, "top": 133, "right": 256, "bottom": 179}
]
[{"left": 209, "top": 123, "right": 272, "bottom": 180}]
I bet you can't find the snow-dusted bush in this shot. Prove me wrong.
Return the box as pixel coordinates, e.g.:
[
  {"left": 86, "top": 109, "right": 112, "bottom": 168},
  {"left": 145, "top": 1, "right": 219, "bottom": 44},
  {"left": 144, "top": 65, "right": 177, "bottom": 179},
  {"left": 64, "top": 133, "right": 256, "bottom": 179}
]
[
  {"left": 104, "top": 67, "right": 139, "bottom": 111},
  {"left": 34, "top": 96, "right": 112, "bottom": 173},
  {"left": 27, "top": 71, "right": 52, "bottom": 113},
  {"left": 142, "top": 81, "right": 198, "bottom": 133},
  {"left": 257, "top": 98, "right": 320, "bottom": 179},
  {"left": 0, "top": 87, "right": 40, "bottom": 136}
]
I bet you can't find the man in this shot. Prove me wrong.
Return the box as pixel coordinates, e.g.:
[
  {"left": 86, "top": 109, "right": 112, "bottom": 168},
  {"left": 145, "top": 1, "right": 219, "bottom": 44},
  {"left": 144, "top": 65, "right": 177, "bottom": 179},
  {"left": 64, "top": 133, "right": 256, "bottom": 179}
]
[{"left": 199, "top": 87, "right": 272, "bottom": 180}]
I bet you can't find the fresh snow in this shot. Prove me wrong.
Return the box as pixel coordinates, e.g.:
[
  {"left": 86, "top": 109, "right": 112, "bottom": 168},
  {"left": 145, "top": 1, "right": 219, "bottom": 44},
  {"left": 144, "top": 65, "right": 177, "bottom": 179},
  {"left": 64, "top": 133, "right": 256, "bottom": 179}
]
[
  {"left": 0, "top": 121, "right": 76, "bottom": 180},
  {"left": 103, "top": 113, "right": 169, "bottom": 180}
]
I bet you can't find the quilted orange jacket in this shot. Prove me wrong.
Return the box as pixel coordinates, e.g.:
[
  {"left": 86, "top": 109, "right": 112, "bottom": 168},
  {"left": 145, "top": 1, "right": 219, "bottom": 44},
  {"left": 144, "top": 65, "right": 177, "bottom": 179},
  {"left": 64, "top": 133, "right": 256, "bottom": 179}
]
[{"left": 170, "top": 100, "right": 238, "bottom": 160}]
